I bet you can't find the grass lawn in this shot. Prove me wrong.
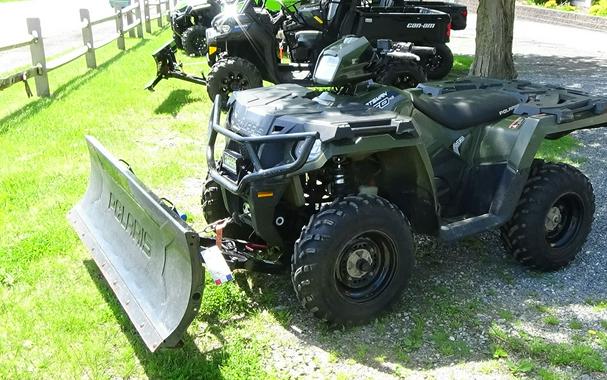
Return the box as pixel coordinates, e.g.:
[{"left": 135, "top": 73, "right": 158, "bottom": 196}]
[{"left": 0, "top": 31, "right": 584, "bottom": 379}]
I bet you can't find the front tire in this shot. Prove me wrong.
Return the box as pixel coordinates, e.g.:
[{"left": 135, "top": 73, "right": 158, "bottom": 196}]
[
  {"left": 501, "top": 161, "right": 595, "bottom": 271},
  {"left": 424, "top": 43, "right": 454, "bottom": 80},
  {"left": 292, "top": 195, "right": 415, "bottom": 325},
  {"left": 182, "top": 25, "right": 208, "bottom": 56},
  {"left": 206, "top": 57, "right": 262, "bottom": 107}
]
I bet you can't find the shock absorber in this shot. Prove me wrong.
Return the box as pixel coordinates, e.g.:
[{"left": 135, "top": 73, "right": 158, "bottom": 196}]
[{"left": 330, "top": 156, "right": 351, "bottom": 196}]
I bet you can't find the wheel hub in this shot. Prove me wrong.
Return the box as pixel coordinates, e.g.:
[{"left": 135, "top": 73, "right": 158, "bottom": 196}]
[
  {"left": 545, "top": 206, "right": 563, "bottom": 232},
  {"left": 345, "top": 248, "right": 374, "bottom": 279},
  {"left": 220, "top": 71, "right": 250, "bottom": 94}
]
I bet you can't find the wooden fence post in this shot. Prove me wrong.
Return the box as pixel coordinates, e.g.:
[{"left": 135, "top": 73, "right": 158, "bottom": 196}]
[
  {"left": 157, "top": 1, "right": 163, "bottom": 28},
  {"left": 115, "top": 9, "right": 125, "bottom": 50},
  {"left": 168, "top": 0, "right": 174, "bottom": 17},
  {"left": 80, "top": 9, "right": 97, "bottom": 69},
  {"left": 144, "top": 0, "right": 152, "bottom": 33},
  {"left": 135, "top": 0, "right": 144, "bottom": 37},
  {"left": 126, "top": 8, "right": 136, "bottom": 37},
  {"left": 26, "top": 18, "right": 49, "bottom": 97}
]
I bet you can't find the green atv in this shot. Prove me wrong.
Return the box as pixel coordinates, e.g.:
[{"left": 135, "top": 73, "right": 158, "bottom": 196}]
[{"left": 69, "top": 36, "right": 607, "bottom": 352}]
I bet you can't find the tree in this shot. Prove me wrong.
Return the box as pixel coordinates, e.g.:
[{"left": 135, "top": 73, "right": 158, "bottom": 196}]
[{"left": 470, "top": 0, "right": 517, "bottom": 79}]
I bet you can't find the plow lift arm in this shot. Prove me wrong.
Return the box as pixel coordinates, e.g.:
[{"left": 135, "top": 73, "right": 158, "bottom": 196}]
[
  {"left": 68, "top": 136, "right": 284, "bottom": 352},
  {"left": 145, "top": 41, "right": 208, "bottom": 91}
]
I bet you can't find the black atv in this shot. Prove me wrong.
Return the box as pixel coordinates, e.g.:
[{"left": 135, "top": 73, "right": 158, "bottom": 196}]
[{"left": 170, "top": 0, "right": 223, "bottom": 56}]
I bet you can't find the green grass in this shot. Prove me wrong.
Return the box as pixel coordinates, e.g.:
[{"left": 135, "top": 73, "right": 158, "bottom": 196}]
[
  {"left": 0, "top": 30, "right": 276, "bottom": 379},
  {"left": 544, "top": 315, "right": 560, "bottom": 326},
  {"left": 490, "top": 324, "right": 605, "bottom": 373}
]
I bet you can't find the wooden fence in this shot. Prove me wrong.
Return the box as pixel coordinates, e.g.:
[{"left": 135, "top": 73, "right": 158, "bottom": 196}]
[{"left": 0, "top": 0, "right": 176, "bottom": 97}]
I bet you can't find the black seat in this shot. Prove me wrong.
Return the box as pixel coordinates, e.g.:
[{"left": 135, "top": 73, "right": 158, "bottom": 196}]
[{"left": 412, "top": 89, "right": 520, "bottom": 130}]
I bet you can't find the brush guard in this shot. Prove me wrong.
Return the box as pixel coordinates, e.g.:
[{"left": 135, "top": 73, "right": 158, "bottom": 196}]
[
  {"left": 145, "top": 40, "right": 207, "bottom": 91},
  {"left": 68, "top": 136, "right": 284, "bottom": 352}
]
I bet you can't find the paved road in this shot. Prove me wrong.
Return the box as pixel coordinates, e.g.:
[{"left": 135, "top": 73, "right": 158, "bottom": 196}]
[
  {"left": 450, "top": 13, "right": 607, "bottom": 93},
  {"left": 0, "top": 0, "right": 119, "bottom": 74}
]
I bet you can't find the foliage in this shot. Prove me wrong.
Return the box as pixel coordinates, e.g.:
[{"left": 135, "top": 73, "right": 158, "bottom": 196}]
[
  {"left": 590, "top": 0, "right": 607, "bottom": 16},
  {"left": 527, "top": 0, "right": 577, "bottom": 11}
]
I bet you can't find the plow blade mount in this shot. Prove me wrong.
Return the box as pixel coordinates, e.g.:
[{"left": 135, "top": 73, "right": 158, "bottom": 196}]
[
  {"left": 68, "top": 136, "right": 204, "bottom": 352},
  {"left": 145, "top": 40, "right": 207, "bottom": 91}
]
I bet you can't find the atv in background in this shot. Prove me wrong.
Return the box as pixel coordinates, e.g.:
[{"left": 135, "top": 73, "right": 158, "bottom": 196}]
[
  {"left": 170, "top": 0, "right": 222, "bottom": 56},
  {"left": 170, "top": 0, "right": 302, "bottom": 56},
  {"left": 71, "top": 34, "right": 607, "bottom": 352},
  {"left": 148, "top": 0, "right": 465, "bottom": 96}
]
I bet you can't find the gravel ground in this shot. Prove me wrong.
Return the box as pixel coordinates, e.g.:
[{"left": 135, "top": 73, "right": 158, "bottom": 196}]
[{"left": 231, "top": 16, "right": 607, "bottom": 380}]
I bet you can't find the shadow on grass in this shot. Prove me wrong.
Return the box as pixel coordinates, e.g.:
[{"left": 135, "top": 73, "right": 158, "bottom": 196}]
[
  {"left": 154, "top": 89, "right": 200, "bottom": 116},
  {"left": 0, "top": 38, "right": 149, "bottom": 135},
  {"left": 83, "top": 260, "right": 228, "bottom": 379}
]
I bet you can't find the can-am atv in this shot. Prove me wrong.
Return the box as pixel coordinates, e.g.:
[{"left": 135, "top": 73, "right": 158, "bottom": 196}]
[{"left": 70, "top": 36, "right": 607, "bottom": 352}]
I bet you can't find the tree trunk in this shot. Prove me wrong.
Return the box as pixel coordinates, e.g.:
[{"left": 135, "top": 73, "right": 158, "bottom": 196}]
[{"left": 470, "top": 0, "right": 517, "bottom": 79}]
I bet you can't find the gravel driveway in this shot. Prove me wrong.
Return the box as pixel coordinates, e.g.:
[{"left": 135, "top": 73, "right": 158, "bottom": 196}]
[{"left": 238, "top": 14, "right": 607, "bottom": 379}]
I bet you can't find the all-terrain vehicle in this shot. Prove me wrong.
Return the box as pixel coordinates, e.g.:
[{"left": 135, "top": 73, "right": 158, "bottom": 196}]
[
  {"left": 146, "top": 34, "right": 435, "bottom": 105},
  {"left": 170, "top": 0, "right": 301, "bottom": 56},
  {"left": 147, "top": 0, "right": 465, "bottom": 101},
  {"left": 70, "top": 36, "right": 607, "bottom": 352},
  {"left": 170, "top": 0, "right": 223, "bottom": 56}
]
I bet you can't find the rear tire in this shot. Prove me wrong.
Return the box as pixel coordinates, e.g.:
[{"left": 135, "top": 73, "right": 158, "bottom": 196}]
[
  {"left": 292, "top": 195, "right": 414, "bottom": 325},
  {"left": 376, "top": 61, "right": 427, "bottom": 89},
  {"left": 182, "top": 25, "right": 208, "bottom": 56},
  {"left": 501, "top": 161, "right": 595, "bottom": 271},
  {"left": 424, "top": 43, "right": 454, "bottom": 80},
  {"left": 207, "top": 57, "right": 262, "bottom": 107},
  {"left": 201, "top": 177, "right": 253, "bottom": 240}
]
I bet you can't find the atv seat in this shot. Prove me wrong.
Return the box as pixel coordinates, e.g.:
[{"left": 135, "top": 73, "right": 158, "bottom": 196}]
[{"left": 412, "top": 89, "right": 520, "bottom": 130}]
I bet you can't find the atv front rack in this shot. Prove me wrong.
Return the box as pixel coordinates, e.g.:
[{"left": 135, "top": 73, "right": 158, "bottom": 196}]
[
  {"left": 206, "top": 95, "right": 319, "bottom": 194},
  {"left": 145, "top": 41, "right": 207, "bottom": 91},
  {"left": 68, "top": 136, "right": 286, "bottom": 352}
]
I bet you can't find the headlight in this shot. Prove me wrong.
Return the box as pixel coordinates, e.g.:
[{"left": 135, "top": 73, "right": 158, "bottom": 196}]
[{"left": 294, "top": 140, "right": 322, "bottom": 162}]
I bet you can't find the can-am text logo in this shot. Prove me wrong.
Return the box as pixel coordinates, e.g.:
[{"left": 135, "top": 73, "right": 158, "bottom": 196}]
[{"left": 407, "top": 23, "right": 435, "bottom": 29}]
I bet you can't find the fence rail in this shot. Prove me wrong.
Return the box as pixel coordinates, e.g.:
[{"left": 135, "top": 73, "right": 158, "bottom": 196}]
[{"left": 0, "top": 0, "right": 175, "bottom": 98}]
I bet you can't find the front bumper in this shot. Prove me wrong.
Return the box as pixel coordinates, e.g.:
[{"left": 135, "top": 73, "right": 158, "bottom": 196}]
[
  {"left": 206, "top": 96, "right": 318, "bottom": 246},
  {"left": 206, "top": 95, "right": 318, "bottom": 194}
]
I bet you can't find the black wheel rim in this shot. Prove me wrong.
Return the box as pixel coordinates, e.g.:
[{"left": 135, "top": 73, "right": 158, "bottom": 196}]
[
  {"left": 426, "top": 54, "right": 442, "bottom": 73},
  {"left": 194, "top": 36, "right": 207, "bottom": 54},
  {"left": 334, "top": 231, "right": 398, "bottom": 302},
  {"left": 544, "top": 193, "right": 584, "bottom": 248},
  {"left": 219, "top": 71, "right": 252, "bottom": 95},
  {"left": 394, "top": 73, "right": 418, "bottom": 89}
]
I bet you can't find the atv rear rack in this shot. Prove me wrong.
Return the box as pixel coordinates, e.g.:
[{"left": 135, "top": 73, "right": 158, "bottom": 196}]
[
  {"left": 206, "top": 95, "right": 319, "bottom": 194},
  {"left": 145, "top": 41, "right": 207, "bottom": 91}
]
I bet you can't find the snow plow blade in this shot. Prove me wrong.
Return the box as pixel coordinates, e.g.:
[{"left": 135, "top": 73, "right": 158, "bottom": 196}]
[{"left": 68, "top": 136, "right": 204, "bottom": 352}]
